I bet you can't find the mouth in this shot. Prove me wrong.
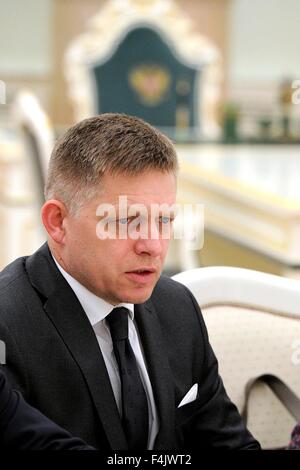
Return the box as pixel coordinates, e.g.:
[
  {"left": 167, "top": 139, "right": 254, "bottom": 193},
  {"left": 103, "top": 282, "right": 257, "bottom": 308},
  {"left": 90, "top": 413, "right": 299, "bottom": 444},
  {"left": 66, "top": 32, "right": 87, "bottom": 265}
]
[{"left": 125, "top": 268, "right": 157, "bottom": 284}]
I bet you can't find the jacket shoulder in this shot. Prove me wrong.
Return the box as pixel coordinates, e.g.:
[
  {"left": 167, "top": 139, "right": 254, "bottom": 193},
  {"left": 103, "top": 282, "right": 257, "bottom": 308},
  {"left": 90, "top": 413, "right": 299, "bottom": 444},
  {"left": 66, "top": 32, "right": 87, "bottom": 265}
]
[
  {"left": 150, "top": 275, "right": 203, "bottom": 329},
  {"left": 152, "top": 275, "right": 196, "bottom": 304},
  {"left": 0, "top": 257, "right": 28, "bottom": 293}
]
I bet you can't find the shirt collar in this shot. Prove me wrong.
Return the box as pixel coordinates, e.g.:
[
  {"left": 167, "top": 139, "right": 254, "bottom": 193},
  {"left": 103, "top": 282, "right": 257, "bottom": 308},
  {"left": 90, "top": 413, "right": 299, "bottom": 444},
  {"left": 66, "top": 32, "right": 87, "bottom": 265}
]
[{"left": 52, "top": 256, "right": 134, "bottom": 326}]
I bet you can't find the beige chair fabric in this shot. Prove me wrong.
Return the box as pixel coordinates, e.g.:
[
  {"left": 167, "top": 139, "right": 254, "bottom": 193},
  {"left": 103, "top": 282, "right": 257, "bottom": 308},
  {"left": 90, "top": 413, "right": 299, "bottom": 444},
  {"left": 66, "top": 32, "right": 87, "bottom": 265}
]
[{"left": 172, "top": 267, "right": 300, "bottom": 449}]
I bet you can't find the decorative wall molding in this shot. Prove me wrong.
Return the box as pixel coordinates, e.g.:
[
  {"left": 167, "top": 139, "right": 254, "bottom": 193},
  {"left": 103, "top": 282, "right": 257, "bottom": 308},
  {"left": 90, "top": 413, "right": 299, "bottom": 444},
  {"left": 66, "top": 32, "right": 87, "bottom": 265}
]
[{"left": 64, "top": 0, "right": 222, "bottom": 138}]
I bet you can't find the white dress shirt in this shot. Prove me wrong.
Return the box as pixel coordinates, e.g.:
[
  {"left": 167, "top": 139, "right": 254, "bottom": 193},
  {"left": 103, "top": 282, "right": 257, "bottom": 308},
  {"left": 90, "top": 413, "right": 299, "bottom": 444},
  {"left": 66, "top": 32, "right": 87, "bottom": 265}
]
[{"left": 53, "top": 258, "right": 159, "bottom": 449}]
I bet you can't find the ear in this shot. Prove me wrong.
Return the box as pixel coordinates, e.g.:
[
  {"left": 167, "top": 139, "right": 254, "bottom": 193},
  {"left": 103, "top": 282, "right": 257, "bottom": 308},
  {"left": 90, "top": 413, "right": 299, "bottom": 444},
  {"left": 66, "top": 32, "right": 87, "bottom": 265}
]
[{"left": 41, "top": 200, "right": 68, "bottom": 244}]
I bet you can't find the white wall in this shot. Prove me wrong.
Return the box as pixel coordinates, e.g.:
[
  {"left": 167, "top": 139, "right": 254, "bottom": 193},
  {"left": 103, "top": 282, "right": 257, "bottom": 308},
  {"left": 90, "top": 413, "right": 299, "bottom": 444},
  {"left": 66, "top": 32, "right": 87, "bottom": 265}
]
[
  {"left": 0, "top": 0, "right": 52, "bottom": 75},
  {"left": 1, "top": 0, "right": 300, "bottom": 81},
  {"left": 228, "top": 0, "right": 300, "bottom": 82}
]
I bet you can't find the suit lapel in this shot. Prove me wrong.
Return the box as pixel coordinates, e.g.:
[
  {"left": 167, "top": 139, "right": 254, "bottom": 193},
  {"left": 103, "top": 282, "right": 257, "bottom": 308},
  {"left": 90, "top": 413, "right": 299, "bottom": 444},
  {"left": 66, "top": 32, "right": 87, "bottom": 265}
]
[
  {"left": 26, "top": 244, "right": 177, "bottom": 449},
  {"left": 135, "top": 302, "right": 176, "bottom": 449},
  {"left": 26, "top": 244, "right": 128, "bottom": 450}
]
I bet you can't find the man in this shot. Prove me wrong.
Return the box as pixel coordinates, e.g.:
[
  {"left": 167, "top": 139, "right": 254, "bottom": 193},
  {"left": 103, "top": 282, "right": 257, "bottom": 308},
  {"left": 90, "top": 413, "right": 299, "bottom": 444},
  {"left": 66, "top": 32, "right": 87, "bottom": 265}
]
[
  {"left": 0, "top": 114, "right": 260, "bottom": 450},
  {"left": 0, "top": 369, "right": 93, "bottom": 449}
]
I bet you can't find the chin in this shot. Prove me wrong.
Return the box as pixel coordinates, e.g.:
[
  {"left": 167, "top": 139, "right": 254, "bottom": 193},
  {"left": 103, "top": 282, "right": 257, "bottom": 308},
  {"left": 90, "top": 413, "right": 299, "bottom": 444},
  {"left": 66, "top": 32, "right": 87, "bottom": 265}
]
[{"left": 122, "top": 287, "right": 154, "bottom": 305}]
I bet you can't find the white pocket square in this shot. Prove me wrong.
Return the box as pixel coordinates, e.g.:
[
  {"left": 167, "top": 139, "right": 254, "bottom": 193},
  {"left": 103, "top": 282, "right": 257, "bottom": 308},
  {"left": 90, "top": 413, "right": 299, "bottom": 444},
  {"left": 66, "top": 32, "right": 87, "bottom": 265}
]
[{"left": 178, "top": 383, "right": 198, "bottom": 408}]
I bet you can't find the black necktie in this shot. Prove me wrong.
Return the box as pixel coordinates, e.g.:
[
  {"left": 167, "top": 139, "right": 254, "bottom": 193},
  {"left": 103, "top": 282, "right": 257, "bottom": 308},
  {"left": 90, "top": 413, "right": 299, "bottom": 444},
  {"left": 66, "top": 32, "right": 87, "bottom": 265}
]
[{"left": 107, "top": 307, "right": 149, "bottom": 450}]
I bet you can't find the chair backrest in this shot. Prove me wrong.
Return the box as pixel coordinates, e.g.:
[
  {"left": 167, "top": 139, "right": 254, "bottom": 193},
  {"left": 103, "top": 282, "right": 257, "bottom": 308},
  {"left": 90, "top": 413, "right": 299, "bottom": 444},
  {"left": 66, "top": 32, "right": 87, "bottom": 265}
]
[
  {"left": 64, "top": 0, "right": 221, "bottom": 140},
  {"left": 172, "top": 266, "right": 300, "bottom": 449},
  {"left": 12, "top": 90, "right": 54, "bottom": 206}
]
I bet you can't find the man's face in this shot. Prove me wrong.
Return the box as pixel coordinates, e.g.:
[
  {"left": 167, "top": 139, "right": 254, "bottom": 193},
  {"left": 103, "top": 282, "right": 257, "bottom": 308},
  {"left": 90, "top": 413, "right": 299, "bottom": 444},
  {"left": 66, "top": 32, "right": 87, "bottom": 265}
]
[{"left": 60, "top": 170, "right": 177, "bottom": 305}]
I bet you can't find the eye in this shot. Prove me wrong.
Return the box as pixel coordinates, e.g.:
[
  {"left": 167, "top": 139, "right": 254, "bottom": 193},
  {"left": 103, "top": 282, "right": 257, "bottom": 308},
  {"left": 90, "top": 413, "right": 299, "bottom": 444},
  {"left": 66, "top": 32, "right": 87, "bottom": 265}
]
[
  {"left": 159, "top": 216, "right": 173, "bottom": 224},
  {"left": 118, "top": 218, "right": 130, "bottom": 225}
]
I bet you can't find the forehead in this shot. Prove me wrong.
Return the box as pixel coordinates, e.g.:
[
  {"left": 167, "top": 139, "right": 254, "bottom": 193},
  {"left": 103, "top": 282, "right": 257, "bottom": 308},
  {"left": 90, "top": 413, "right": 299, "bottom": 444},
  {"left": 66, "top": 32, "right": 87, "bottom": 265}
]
[{"left": 96, "top": 170, "right": 177, "bottom": 202}]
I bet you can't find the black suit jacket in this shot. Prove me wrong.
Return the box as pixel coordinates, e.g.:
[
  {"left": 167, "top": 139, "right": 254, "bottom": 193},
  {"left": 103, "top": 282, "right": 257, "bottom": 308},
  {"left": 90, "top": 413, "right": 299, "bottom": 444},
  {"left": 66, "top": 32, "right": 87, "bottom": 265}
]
[
  {"left": 0, "top": 369, "right": 93, "bottom": 450},
  {"left": 0, "top": 243, "right": 259, "bottom": 450}
]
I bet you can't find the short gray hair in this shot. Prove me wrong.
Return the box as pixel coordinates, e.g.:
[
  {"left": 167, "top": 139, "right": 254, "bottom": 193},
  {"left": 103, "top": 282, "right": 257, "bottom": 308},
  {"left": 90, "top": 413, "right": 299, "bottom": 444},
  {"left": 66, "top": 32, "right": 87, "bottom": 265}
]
[{"left": 45, "top": 113, "right": 178, "bottom": 214}]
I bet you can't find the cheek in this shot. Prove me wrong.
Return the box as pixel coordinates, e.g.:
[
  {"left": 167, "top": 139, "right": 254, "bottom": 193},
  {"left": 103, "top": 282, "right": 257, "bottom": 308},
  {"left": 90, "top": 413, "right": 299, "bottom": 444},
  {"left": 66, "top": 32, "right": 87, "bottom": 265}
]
[
  {"left": 95, "top": 239, "right": 130, "bottom": 265},
  {"left": 161, "top": 239, "right": 171, "bottom": 256},
  {"left": 67, "top": 222, "right": 95, "bottom": 251},
  {"left": 67, "top": 228, "right": 101, "bottom": 265}
]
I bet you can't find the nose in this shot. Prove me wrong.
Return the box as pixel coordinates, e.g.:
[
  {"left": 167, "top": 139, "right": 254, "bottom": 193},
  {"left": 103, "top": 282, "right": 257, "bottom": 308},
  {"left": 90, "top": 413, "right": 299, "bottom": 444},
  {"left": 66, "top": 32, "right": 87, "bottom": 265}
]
[{"left": 134, "top": 236, "right": 164, "bottom": 258}]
